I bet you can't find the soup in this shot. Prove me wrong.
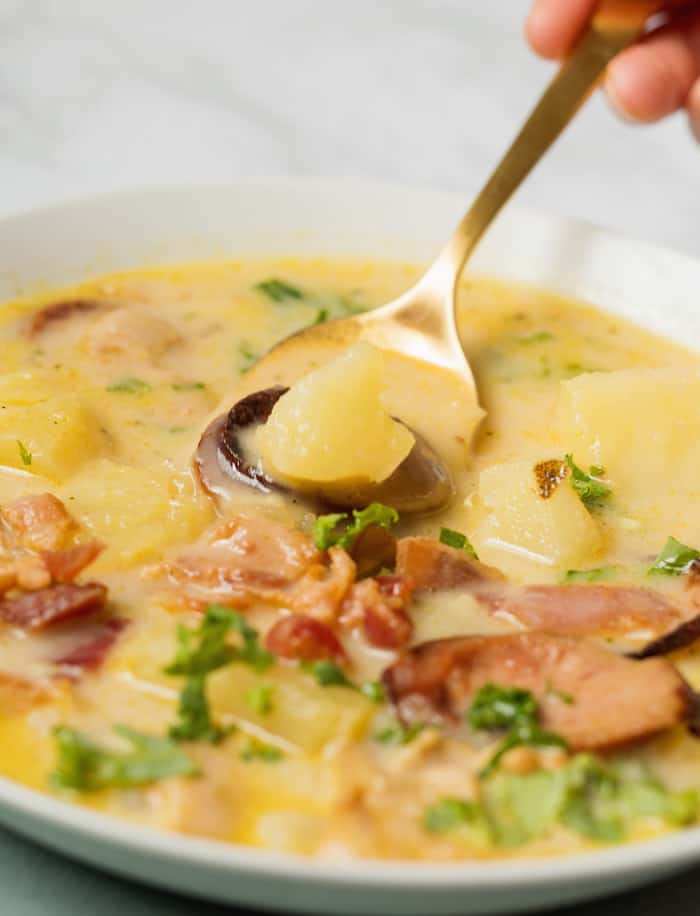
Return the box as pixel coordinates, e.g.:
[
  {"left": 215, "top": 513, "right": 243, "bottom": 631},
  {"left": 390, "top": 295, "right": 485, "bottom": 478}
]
[{"left": 1, "top": 258, "right": 700, "bottom": 861}]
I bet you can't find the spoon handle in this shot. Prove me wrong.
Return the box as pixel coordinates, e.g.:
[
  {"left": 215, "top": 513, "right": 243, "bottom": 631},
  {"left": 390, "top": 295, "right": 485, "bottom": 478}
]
[{"left": 430, "top": 1, "right": 662, "bottom": 286}]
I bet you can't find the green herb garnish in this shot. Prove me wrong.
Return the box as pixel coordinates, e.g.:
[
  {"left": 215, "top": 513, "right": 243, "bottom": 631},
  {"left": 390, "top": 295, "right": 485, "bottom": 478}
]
[
  {"left": 360, "top": 680, "right": 386, "bottom": 703},
  {"left": 468, "top": 684, "right": 567, "bottom": 777},
  {"left": 648, "top": 536, "right": 700, "bottom": 576},
  {"left": 171, "top": 381, "right": 205, "bottom": 391},
  {"left": 16, "top": 440, "right": 32, "bottom": 466},
  {"left": 164, "top": 605, "right": 273, "bottom": 677},
  {"left": 422, "top": 754, "right": 697, "bottom": 848},
  {"left": 439, "top": 527, "right": 478, "bottom": 559},
  {"left": 169, "top": 674, "right": 225, "bottom": 744},
  {"left": 240, "top": 742, "right": 284, "bottom": 763},
  {"left": 312, "top": 503, "right": 399, "bottom": 551},
  {"left": 302, "top": 659, "right": 355, "bottom": 688},
  {"left": 564, "top": 454, "right": 611, "bottom": 508},
  {"left": 562, "top": 566, "right": 618, "bottom": 584},
  {"left": 106, "top": 377, "right": 152, "bottom": 394},
  {"left": 52, "top": 725, "right": 196, "bottom": 792},
  {"left": 238, "top": 341, "right": 258, "bottom": 374},
  {"left": 374, "top": 721, "right": 424, "bottom": 746},
  {"left": 516, "top": 331, "right": 554, "bottom": 344},
  {"left": 255, "top": 278, "right": 304, "bottom": 302},
  {"left": 423, "top": 798, "right": 483, "bottom": 834},
  {"left": 312, "top": 307, "right": 329, "bottom": 325},
  {"left": 245, "top": 684, "right": 274, "bottom": 716}
]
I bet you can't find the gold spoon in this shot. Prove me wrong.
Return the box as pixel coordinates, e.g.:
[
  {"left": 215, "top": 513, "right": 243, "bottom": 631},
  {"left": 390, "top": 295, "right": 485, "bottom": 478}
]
[{"left": 205, "top": 0, "right": 663, "bottom": 512}]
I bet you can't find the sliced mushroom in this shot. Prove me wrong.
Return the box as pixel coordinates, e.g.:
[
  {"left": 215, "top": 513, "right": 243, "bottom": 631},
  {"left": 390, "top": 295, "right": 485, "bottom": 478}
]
[{"left": 194, "top": 387, "right": 454, "bottom": 513}]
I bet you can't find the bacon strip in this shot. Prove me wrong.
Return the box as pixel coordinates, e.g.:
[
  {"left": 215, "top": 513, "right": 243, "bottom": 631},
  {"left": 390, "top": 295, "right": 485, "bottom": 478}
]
[
  {"left": 265, "top": 613, "right": 346, "bottom": 662},
  {"left": 1, "top": 494, "right": 76, "bottom": 551},
  {"left": 165, "top": 515, "right": 322, "bottom": 608},
  {"left": 396, "top": 537, "right": 504, "bottom": 593},
  {"left": 0, "top": 672, "right": 53, "bottom": 712},
  {"left": 383, "top": 632, "right": 692, "bottom": 751},
  {"left": 341, "top": 575, "right": 414, "bottom": 649},
  {"left": 27, "top": 299, "right": 102, "bottom": 336},
  {"left": 482, "top": 584, "right": 683, "bottom": 638},
  {"left": 41, "top": 542, "right": 104, "bottom": 583},
  {"left": 0, "top": 582, "right": 107, "bottom": 630},
  {"left": 54, "top": 617, "right": 129, "bottom": 672}
]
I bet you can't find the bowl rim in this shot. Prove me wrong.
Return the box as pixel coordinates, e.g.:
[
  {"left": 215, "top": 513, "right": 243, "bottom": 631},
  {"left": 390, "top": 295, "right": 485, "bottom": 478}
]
[{"left": 1, "top": 177, "right": 700, "bottom": 891}]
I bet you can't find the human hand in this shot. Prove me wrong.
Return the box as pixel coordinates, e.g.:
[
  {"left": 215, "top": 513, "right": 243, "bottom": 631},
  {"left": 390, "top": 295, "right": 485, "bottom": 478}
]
[{"left": 526, "top": 1, "right": 700, "bottom": 140}]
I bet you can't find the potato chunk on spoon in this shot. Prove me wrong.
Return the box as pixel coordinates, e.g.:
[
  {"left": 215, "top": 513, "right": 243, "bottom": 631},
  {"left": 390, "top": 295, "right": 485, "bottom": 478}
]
[{"left": 199, "top": 1, "right": 663, "bottom": 512}]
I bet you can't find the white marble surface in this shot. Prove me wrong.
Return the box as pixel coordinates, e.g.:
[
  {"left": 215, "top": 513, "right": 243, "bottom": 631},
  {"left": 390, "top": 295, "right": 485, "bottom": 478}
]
[{"left": 0, "top": 0, "right": 698, "bottom": 255}]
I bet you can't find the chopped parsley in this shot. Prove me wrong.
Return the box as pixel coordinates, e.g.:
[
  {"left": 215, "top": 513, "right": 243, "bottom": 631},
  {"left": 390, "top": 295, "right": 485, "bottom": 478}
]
[
  {"left": 564, "top": 454, "right": 611, "bottom": 508},
  {"left": 302, "top": 659, "right": 355, "bottom": 688},
  {"left": 562, "top": 566, "right": 618, "bottom": 584},
  {"left": 468, "top": 684, "right": 567, "bottom": 777},
  {"left": 254, "top": 278, "right": 304, "bottom": 303},
  {"left": 245, "top": 684, "right": 274, "bottom": 716},
  {"left": 169, "top": 674, "right": 225, "bottom": 744},
  {"left": 238, "top": 341, "right": 258, "bottom": 374},
  {"left": 105, "top": 377, "right": 152, "bottom": 394},
  {"left": 648, "top": 536, "right": 700, "bottom": 576},
  {"left": 164, "top": 606, "right": 272, "bottom": 743},
  {"left": 516, "top": 331, "right": 554, "bottom": 344},
  {"left": 374, "top": 721, "right": 424, "bottom": 746},
  {"left": 240, "top": 741, "right": 284, "bottom": 763},
  {"left": 360, "top": 680, "right": 386, "bottom": 703},
  {"left": 313, "top": 503, "right": 399, "bottom": 551},
  {"left": 171, "top": 381, "right": 205, "bottom": 391},
  {"left": 423, "top": 798, "right": 483, "bottom": 834},
  {"left": 439, "top": 527, "right": 478, "bottom": 560},
  {"left": 312, "top": 307, "right": 329, "bottom": 325},
  {"left": 422, "top": 754, "right": 697, "bottom": 848},
  {"left": 164, "top": 605, "right": 273, "bottom": 678},
  {"left": 52, "top": 725, "right": 196, "bottom": 792},
  {"left": 16, "top": 439, "right": 32, "bottom": 466}
]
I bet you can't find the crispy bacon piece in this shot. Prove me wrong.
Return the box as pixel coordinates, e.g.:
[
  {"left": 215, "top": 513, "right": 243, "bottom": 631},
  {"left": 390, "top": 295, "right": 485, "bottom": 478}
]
[
  {"left": 341, "top": 575, "right": 414, "bottom": 649},
  {"left": 54, "top": 617, "right": 129, "bottom": 672},
  {"left": 265, "top": 613, "right": 345, "bottom": 662},
  {"left": 0, "top": 672, "right": 52, "bottom": 712},
  {"left": 0, "top": 582, "right": 107, "bottom": 630},
  {"left": 482, "top": 584, "right": 684, "bottom": 638},
  {"left": 165, "top": 516, "right": 356, "bottom": 621},
  {"left": 350, "top": 525, "right": 397, "bottom": 579},
  {"left": 41, "top": 542, "right": 103, "bottom": 583},
  {"left": 165, "top": 515, "right": 321, "bottom": 608},
  {"left": 1, "top": 493, "right": 76, "bottom": 551},
  {"left": 383, "top": 632, "right": 691, "bottom": 751},
  {"left": 396, "top": 537, "right": 504, "bottom": 593},
  {"left": 27, "top": 299, "right": 102, "bottom": 336},
  {"left": 287, "top": 547, "right": 356, "bottom": 623}
]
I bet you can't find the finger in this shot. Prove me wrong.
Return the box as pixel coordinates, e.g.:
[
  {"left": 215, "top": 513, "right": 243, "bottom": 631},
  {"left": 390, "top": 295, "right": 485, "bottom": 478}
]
[
  {"left": 605, "top": 11, "right": 700, "bottom": 122},
  {"left": 526, "top": 0, "right": 598, "bottom": 60},
  {"left": 688, "top": 77, "right": 700, "bottom": 140}
]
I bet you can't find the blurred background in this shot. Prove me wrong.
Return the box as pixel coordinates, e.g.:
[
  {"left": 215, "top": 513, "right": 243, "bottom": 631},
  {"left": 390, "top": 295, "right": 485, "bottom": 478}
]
[{"left": 0, "top": 0, "right": 697, "bottom": 249}]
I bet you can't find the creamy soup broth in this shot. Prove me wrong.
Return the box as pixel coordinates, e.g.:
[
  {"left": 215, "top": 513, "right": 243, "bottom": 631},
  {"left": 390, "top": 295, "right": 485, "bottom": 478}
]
[{"left": 0, "top": 258, "right": 699, "bottom": 860}]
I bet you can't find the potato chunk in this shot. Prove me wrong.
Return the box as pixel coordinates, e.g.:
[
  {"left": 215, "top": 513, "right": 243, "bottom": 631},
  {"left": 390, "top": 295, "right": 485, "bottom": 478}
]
[
  {"left": 474, "top": 460, "right": 601, "bottom": 567},
  {"left": 555, "top": 368, "right": 700, "bottom": 542},
  {"left": 0, "top": 395, "right": 104, "bottom": 480},
  {"left": 61, "top": 459, "right": 212, "bottom": 568},
  {"left": 208, "top": 664, "right": 373, "bottom": 754},
  {"left": 255, "top": 343, "right": 414, "bottom": 489}
]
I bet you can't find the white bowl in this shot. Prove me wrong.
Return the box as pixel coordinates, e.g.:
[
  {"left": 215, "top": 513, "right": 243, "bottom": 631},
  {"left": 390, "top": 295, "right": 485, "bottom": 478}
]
[{"left": 1, "top": 178, "right": 700, "bottom": 915}]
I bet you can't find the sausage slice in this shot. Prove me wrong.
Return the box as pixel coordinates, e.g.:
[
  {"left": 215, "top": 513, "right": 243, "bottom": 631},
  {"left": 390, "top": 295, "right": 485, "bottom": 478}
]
[{"left": 383, "top": 632, "right": 692, "bottom": 751}]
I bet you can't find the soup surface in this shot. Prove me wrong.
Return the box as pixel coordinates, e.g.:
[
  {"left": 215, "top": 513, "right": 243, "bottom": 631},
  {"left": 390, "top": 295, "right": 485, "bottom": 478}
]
[{"left": 1, "top": 258, "right": 700, "bottom": 861}]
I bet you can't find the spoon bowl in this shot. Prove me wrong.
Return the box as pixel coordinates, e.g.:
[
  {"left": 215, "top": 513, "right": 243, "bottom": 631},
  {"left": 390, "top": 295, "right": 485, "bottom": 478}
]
[{"left": 200, "top": 0, "right": 663, "bottom": 512}]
